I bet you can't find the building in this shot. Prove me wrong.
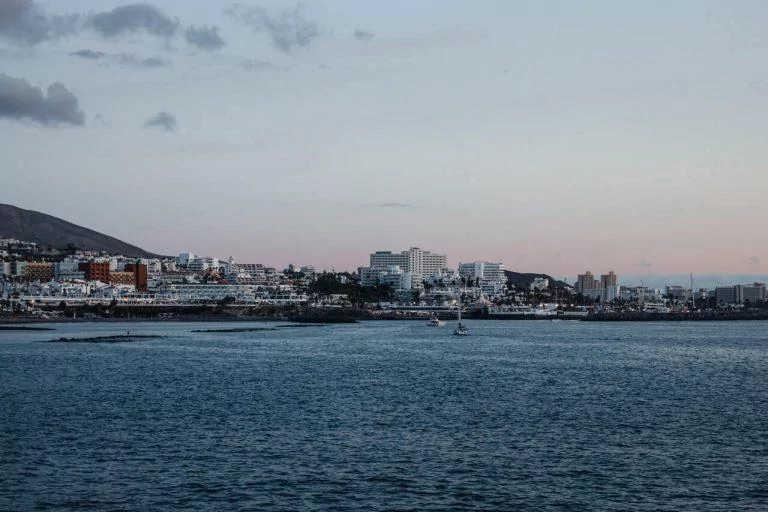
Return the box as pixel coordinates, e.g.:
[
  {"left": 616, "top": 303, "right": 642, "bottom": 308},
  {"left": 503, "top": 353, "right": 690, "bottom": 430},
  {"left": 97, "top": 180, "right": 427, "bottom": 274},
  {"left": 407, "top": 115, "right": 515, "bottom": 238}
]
[
  {"left": 599, "top": 272, "right": 619, "bottom": 301},
  {"left": 665, "top": 285, "right": 688, "bottom": 300},
  {"left": 377, "top": 266, "right": 413, "bottom": 291},
  {"left": 56, "top": 258, "right": 86, "bottom": 281},
  {"left": 109, "top": 271, "right": 136, "bottom": 286},
  {"left": 79, "top": 262, "right": 111, "bottom": 283},
  {"left": 365, "top": 247, "right": 447, "bottom": 289},
  {"left": 576, "top": 271, "right": 601, "bottom": 299},
  {"left": 459, "top": 261, "right": 507, "bottom": 296},
  {"left": 9, "top": 261, "right": 27, "bottom": 277},
  {"left": 124, "top": 262, "right": 148, "bottom": 292},
  {"left": 177, "top": 253, "right": 196, "bottom": 266},
  {"left": 715, "top": 286, "right": 737, "bottom": 305},
  {"left": 24, "top": 262, "right": 55, "bottom": 282},
  {"left": 577, "top": 271, "right": 620, "bottom": 301},
  {"left": 735, "top": 283, "right": 766, "bottom": 304},
  {"left": 188, "top": 257, "right": 219, "bottom": 273}
]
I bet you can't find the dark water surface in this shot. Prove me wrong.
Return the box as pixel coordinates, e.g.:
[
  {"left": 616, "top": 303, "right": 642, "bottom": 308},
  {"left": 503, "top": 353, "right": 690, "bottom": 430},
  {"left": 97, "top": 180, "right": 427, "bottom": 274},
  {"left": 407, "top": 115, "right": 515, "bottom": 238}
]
[{"left": 1, "top": 320, "right": 767, "bottom": 511}]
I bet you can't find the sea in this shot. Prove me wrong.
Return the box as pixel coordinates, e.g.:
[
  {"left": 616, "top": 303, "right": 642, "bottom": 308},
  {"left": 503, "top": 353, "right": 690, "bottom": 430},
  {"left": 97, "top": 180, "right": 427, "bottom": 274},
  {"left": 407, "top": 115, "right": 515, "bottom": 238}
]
[{"left": 1, "top": 320, "right": 767, "bottom": 511}]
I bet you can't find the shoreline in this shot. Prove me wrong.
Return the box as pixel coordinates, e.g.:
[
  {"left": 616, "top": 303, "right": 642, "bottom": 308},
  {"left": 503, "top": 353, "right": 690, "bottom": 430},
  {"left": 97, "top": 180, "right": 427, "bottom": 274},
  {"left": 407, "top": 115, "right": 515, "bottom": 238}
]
[{"left": 3, "top": 310, "right": 768, "bottom": 324}]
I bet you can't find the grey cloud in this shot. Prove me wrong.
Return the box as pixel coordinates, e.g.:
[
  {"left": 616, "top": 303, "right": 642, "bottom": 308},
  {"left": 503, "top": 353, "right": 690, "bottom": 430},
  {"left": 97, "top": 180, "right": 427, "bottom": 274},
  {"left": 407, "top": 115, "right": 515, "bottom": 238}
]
[
  {"left": 748, "top": 256, "right": 761, "bottom": 264},
  {"left": 637, "top": 260, "right": 652, "bottom": 268},
  {"left": 226, "top": 3, "right": 320, "bottom": 53},
  {"left": 70, "top": 49, "right": 170, "bottom": 68},
  {"left": 94, "top": 113, "right": 109, "bottom": 126},
  {"left": 353, "top": 29, "right": 374, "bottom": 41},
  {"left": 0, "top": 74, "right": 84, "bottom": 125},
  {"left": 89, "top": 3, "right": 178, "bottom": 39},
  {"left": 116, "top": 53, "right": 170, "bottom": 67},
  {"left": 242, "top": 58, "right": 284, "bottom": 71},
  {"left": 185, "top": 25, "right": 226, "bottom": 50},
  {"left": 0, "top": 0, "right": 81, "bottom": 45},
  {"left": 144, "top": 111, "right": 176, "bottom": 132},
  {"left": 378, "top": 202, "right": 417, "bottom": 209},
  {"left": 70, "top": 49, "right": 106, "bottom": 60}
]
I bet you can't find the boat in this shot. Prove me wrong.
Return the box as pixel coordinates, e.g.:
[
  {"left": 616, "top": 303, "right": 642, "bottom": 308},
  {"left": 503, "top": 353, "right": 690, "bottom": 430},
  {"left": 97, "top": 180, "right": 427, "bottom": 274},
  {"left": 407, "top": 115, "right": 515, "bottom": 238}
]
[
  {"left": 426, "top": 317, "right": 445, "bottom": 327},
  {"left": 454, "top": 294, "right": 469, "bottom": 336}
]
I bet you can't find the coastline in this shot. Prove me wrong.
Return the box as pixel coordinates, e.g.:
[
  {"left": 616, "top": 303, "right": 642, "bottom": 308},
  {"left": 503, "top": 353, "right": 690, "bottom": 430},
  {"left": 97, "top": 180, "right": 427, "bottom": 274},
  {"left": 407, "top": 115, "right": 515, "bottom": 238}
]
[{"left": 3, "top": 309, "right": 768, "bottom": 324}]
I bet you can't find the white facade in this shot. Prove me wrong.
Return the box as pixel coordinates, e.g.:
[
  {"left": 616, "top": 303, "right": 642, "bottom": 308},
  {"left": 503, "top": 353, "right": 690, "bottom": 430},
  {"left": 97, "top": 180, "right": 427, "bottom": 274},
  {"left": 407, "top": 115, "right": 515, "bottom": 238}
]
[
  {"left": 378, "top": 267, "right": 413, "bottom": 291},
  {"left": 177, "top": 253, "right": 196, "bottom": 266},
  {"left": 368, "top": 247, "right": 447, "bottom": 289},
  {"left": 188, "top": 257, "right": 220, "bottom": 273}
]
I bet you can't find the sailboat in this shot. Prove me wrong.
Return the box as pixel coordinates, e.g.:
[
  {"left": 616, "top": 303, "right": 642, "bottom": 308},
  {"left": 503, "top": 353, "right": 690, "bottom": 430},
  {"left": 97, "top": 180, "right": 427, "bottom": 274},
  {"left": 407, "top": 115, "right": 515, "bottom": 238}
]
[{"left": 454, "top": 293, "right": 469, "bottom": 336}]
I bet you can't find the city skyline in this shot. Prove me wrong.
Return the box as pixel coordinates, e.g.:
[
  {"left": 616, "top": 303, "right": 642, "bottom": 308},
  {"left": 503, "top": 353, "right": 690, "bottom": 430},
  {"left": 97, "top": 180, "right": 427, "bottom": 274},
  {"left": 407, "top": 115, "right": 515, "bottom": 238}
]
[{"left": 2, "top": 1, "right": 767, "bottom": 276}]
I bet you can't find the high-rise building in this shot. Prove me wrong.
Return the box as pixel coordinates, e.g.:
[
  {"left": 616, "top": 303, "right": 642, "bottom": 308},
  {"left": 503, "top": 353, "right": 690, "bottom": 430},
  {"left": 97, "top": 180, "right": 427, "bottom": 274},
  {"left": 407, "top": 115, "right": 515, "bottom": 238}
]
[
  {"left": 577, "top": 271, "right": 619, "bottom": 301},
  {"left": 366, "top": 247, "right": 447, "bottom": 289},
  {"left": 600, "top": 271, "right": 619, "bottom": 301},
  {"left": 576, "top": 271, "right": 593, "bottom": 294}
]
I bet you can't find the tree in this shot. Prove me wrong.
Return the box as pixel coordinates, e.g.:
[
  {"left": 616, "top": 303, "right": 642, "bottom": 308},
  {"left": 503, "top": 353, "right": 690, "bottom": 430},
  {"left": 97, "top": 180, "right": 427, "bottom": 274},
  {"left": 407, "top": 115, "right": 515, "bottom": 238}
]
[{"left": 217, "top": 296, "right": 236, "bottom": 306}]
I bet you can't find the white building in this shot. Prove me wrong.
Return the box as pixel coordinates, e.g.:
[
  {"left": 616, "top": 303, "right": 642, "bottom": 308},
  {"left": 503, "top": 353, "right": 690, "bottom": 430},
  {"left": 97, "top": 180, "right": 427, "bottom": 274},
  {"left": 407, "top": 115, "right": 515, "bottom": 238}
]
[
  {"left": 365, "top": 247, "right": 447, "bottom": 289},
  {"left": 177, "top": 253, "right": 196, "bottom": 266},
  {"left": 458, "top": 261, "right": 507, "bottom": 296},
  {"left": 188, "top": 257, "right": 220, "bottom": 273},
  {"left": 377, "top": 266, "right": 413, "bottom": 291}
]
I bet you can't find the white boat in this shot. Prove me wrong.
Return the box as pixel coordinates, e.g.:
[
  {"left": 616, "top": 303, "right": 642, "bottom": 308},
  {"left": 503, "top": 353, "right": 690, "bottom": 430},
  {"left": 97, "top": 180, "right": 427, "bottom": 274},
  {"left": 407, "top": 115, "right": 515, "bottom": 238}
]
[
  {"left": 426, "top": 317, "right": 445, "bottom": 327},
  {"left": 454, "top": 294, "right": 469, "bottom": 336}
]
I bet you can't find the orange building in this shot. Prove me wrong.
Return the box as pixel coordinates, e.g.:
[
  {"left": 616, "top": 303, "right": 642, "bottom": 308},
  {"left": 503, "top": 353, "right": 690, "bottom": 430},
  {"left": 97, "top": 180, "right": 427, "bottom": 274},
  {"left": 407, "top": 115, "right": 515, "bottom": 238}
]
[
  {"left": 109, "top": 271, "right": 135, "bottom": 286},
  {"left": 125, "top": 263, "right": 149, "bottom": 292},
  {"left": 79, "top": 262, "right": 111, "bottom": 283},
  {"left": 24, "top": 262, "right": 55, "bottom": 282}
]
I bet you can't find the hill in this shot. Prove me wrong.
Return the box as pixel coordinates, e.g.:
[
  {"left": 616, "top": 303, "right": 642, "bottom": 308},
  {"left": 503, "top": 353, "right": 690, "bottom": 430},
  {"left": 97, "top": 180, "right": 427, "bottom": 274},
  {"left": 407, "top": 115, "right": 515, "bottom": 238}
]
[
  {"left": 504, "top": 270, "right": 570, "bottom": 290},
  {"left": 0, "top": 204, "right": 162, "bottom": 258}
]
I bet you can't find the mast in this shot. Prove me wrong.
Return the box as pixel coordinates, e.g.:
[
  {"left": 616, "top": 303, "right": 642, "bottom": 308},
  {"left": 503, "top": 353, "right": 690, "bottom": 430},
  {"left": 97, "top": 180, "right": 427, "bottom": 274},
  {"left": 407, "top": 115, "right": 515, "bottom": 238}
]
[{"left": 690, "top": 272, "right": 694, "bottom": 309}]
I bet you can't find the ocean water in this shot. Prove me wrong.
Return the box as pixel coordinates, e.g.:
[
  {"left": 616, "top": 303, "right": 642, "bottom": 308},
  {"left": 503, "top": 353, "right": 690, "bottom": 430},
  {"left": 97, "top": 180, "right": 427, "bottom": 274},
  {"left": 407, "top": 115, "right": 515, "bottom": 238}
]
[{"left": 1, "top": 320, "right": 767, "bottom": 511}]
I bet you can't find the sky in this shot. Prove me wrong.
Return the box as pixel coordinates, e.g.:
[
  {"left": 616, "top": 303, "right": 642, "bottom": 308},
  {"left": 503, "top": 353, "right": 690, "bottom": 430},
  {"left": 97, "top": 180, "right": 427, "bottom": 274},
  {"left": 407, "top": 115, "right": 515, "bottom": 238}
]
[{"left": 1, "top": 0, "right": 767, "bottom": 282}]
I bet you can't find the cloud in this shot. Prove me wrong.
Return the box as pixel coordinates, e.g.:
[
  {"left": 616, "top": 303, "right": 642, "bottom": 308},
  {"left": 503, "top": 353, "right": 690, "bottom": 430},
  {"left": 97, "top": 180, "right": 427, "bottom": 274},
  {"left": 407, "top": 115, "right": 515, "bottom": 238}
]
[
  {"left": 144, "top": 111, "right": 176, "bottom": 132},
  {"left": 89, "top": 3, "right": 179, "bottom": 39},
  {"left": 748, "top": 256, "right": 761, "bottom": 265},
  {"left": 94, "top": 113, "right": 110, "bottom": 126},
  {"left": 637, "top": 260, "right": 653, "bottom": 268},
  {"left": 242, "top": 58, "right": 284, "bottom": 71},
  {"left": 70, "top": 49, "right": 170, "bottom": 68},
  {"left": 0, "top": 74, "right": 84, "bottom": 125},
  {"left": 185, "top": 25, "right": 226, "bottom": 50},
  {"left": 0, "top": 0, "right": 81, "bottom": 45},
  {"left": 378, "top": 202, "right": 417, "bottom": 209},
  {"left": 353, "top": 29, "right": 374, "bottom": 41},
  {"left": 116, "top": 53, "right": 170, "bottom": 67},
  {"left": 226, "top": 3, "right": 320, "bottom": 53},
  {"left": 70, "top": 49, "right": 107, "bottom": 60}
]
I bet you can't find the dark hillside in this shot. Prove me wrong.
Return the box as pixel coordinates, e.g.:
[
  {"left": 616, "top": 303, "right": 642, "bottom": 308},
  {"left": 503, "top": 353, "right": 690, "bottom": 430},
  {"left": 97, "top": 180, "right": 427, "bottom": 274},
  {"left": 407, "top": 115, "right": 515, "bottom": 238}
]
[{"left": 0, "top": 204, "right": 162, "bottom": 258}]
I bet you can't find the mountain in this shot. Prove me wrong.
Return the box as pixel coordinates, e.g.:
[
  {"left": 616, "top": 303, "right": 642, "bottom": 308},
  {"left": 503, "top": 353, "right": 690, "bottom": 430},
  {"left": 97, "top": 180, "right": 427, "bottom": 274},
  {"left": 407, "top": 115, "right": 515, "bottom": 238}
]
[
  {"left": 504, "top": 270, "right": 570, "bottom": 290},
  {"left": 0, "top": 204, "right": 162, "bottom": 258}
]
